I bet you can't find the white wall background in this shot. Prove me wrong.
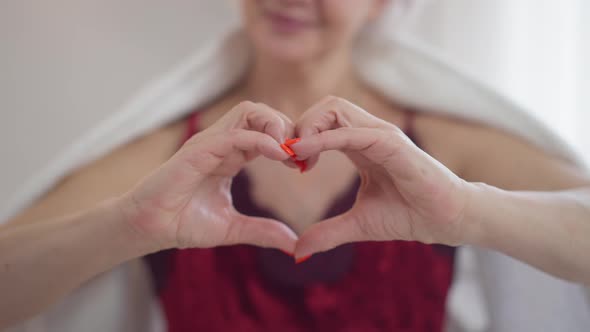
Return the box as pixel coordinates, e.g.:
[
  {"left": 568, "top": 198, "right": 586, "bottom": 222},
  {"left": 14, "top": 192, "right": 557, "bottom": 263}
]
[
  {"left": 409, "top": 0, "right": 588, "bottom": 158},
  {"left": 0, "top": 0, "right": 587, "bottom": 217},
  {"left": 0, "top": 0, "right": 233, "bottom": 210}
]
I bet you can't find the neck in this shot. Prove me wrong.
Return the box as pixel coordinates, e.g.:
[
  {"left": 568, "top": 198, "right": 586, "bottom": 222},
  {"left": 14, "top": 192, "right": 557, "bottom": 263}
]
[{"left": 242, "top": 52, "right": 365, "bottom": 119}]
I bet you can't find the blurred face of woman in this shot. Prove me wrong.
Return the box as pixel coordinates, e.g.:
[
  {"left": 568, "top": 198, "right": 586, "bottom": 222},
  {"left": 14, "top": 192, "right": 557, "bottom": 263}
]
[{"left": 240, "top": 0, "right": 385, "bottom": 63}]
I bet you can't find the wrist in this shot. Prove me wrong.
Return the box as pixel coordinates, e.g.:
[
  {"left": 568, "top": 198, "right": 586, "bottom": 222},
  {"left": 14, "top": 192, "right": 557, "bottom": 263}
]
[
  {"left": 460, "top": 181, "right": 501, "bottom": 247},
  {"left": 112, "top": 193, "right": 175, "bottom": 254}
]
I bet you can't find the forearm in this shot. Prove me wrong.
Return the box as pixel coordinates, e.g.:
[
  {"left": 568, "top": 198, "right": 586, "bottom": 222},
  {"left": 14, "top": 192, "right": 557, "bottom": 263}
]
[
  {"left": 464, "top": 183, "right": 590, "bottom": 285},
  {"left": 0, "top": 197, "right": 160, "bottom": 328}
]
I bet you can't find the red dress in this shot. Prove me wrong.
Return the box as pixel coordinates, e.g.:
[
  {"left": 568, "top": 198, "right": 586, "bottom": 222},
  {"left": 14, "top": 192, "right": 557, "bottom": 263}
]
[{"left": 147, "top": 111, "right": 455, "bottom": 332}]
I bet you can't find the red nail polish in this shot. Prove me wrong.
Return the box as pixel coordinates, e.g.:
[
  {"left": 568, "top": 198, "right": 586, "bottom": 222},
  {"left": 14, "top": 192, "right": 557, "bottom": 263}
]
[
  {"left": 280, "top": 249, "right": 294, "bottom": 257},
  {"left": 280, "top": 144, "right": 296, "bottom": 157},
  {"left": 281, "top": 139, "right": 306, "bottom": 172},
  {"left": 284, "top": 138, "right": 301, "bottom": 146},
  {"left": 295, "top": 255, "right": 312, "bottom": 264},
  {"left": 295, "top": 160, "right": 307, "bottom": 173}
]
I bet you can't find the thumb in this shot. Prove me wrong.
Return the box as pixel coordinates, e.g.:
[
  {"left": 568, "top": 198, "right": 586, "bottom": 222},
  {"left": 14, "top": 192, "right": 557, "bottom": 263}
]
[
  {"left": 223, "top": 213, "right": 298, "bottom": 253},
  {"left": 294, "top": 211, "right": 366, "bottom": 259}
]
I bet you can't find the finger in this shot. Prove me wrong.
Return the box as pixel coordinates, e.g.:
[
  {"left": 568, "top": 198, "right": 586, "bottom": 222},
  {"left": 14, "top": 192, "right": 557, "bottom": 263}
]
[
  {"left": 295, "top": 96, "right": 389, "bottom": 138},
  {"left": 294, "top": 212, "right": 367, "bottom": 258},
  {"left": 279, "top": 136, "right": 322, "bottom": 172},
  {"left": 281, "top": 158, "right": 301, "bottom": 170},
  {"left": 293, "top": 126, "right": 451, "bottom": 194},
  {"left": 301, "top": 154, "right": 320, "bottom": 172},
  {"left": 291, "top": 127, "right": 409, "bottom": 165},
  {"left": 293, "top": 127, "right": 424, "bottom": 184},
  {"left": 228, "top": 130, "right": 291, "bottom": 161},
  {"left": 224, "top": 214, "right": 298, "bottom": 253},
  {"left": 181, "top": 130, "right": 292, "bottom": 174},
  {"left": 280, "top": 137, "right": 315, "bottom": 172},
  {"left": 213, "top": 101, "right": 295, "bottom": 143}
]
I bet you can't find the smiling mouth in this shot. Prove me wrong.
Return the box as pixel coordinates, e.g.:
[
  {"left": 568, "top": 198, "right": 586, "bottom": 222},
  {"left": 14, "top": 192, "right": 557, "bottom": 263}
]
[{"left": 264, "top": 10, "right": 317, "bottom": 33}]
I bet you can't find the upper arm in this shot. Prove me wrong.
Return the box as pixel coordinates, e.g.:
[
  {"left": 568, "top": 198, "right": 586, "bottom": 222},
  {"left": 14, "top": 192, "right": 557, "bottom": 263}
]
[
  {"left": 2, "top": 122, "right": 184, "bottom": 228},
  {"left": 415, "top": 114, "right": 590, "bottom": 191}
]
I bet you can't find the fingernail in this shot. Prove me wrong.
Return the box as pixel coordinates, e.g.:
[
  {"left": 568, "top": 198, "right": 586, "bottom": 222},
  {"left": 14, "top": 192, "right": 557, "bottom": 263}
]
[
  {"left": 284, "top": 138, "right": 301, "bottom": 146},
  {"left": 295, "top": 160, "right": 307, "bottom": 173},
  {"left": 280, "top": 144, "right": 296, "bottom": 157},
  {"left": 295, "top": 255, "right": 312, "bottom": 264},
  {"left": 280, "top": 249, "right": 294, "bottom": 257}
]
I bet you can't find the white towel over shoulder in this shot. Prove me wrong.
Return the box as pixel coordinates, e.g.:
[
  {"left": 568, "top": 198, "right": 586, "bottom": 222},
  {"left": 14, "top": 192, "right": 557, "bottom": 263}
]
[{"left": 2, "top": 2, "right": 588, "bottom": 332}]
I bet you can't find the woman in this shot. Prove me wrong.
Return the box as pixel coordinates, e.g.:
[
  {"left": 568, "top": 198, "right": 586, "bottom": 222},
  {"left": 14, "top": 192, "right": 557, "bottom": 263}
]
[{"left": 1, "top": 0, "right": 589, "bottom": 331}]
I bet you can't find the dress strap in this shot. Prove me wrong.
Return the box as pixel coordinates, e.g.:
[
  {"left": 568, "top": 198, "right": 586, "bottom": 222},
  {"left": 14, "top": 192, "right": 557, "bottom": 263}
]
[
  {"left": 403, "top": 108, "right": 420, "bottom": 147},
  {"left": 148, "top": 110, "right": 202, "bottom": 293},
  {"left": 183, "top": 111, "right": 201, "bottom": 143}
]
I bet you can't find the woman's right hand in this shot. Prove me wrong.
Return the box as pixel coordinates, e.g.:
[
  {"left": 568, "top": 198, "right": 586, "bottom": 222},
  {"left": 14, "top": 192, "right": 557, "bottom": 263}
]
[{"left": 120, "top": 102, "right": 298, "bottom": 253}]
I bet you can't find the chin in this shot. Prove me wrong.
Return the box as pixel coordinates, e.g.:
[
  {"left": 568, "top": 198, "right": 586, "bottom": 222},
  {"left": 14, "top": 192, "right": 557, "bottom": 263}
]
[
  {"left": 248, "top": 26, "right": 324, "bottom": 63},
  {"left": 258, "top": 41, "right": 318, "bottom": 63}
]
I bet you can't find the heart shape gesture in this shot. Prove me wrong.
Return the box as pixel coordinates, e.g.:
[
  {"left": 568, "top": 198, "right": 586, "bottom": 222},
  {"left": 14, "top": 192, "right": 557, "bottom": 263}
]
[
  {"left": 122, "top": 97, "right": 470, "bottom": 258},
  {"left": 289, "top": 97, "right": 469, "bottom": 259},
  {"left": 123, "top": 101, "right": 299, "bottom": 253}
]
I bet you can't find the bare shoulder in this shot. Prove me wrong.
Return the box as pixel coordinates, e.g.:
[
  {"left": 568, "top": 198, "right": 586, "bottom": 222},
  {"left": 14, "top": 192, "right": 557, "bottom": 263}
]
[
  {"left": 5, "top": 85, "right": 245, "bottom": 227},
  {"left": 6, "top": 120, "right": 187, "bottom": 226},
  {"left": 412, "top": 112, "right": 589, "bottom": 190},
  {"left": 409, "top": 112, "right": 477, "bottom": 176},
  {"left": 82, "top": 120, "right": 186, "bottom": 177},
  {"left": 197, "top": 90, "right": 247, "bottom": 130}
]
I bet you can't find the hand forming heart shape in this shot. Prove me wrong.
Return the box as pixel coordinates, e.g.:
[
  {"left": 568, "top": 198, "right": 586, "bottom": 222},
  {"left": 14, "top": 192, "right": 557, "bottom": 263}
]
[{"left": 121, "top": 96, "right": 470, "bottom": 260}]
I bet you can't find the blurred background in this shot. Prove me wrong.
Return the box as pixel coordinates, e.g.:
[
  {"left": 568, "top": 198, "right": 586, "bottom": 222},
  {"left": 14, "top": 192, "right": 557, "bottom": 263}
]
[{"left": 0, "top": 0, "right": 588, "bottom": 208}]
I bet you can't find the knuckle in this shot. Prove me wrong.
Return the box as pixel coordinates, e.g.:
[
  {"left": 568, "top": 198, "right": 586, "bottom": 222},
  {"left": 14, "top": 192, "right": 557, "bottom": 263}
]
[
  {"left": 310, "top": 117, "right": 327, "bottom": 132},
  {"left": 267, "top": 110, "right": 285, "bottom": 125},
  {"left": 235, "top": 100, "right": 257, "bottom": 111},
  {"left": 232, "top": 101, "right": 259, "bottom": 121},
  {"left": 370, "top": 130, "right": 404, "bottom": 162},
  {"left": 378, "top": 128, "right": 397, "bottom": 144},
  {"left": 321, "top": 95, "right": 345, "bottom": 107},
  {"left": 380, "top": 127, "right": 405, "bottom": 146},
  {"left": 226, "top": 128, "right": 242, "bottom": 141},
  {"left": 256, "top": 102, "right": 273, "bottom": 112},
  {"left": 321, "top": 97, "right": 358, "bottom": 125}
]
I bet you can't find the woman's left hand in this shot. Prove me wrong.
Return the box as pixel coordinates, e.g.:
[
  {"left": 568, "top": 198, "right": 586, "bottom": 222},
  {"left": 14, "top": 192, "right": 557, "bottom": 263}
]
[{"left": 291, "top": 97, "right": 472, "bottom": 258}]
